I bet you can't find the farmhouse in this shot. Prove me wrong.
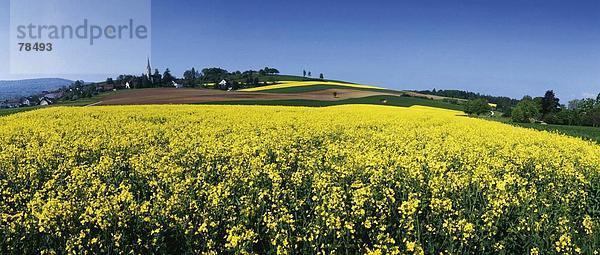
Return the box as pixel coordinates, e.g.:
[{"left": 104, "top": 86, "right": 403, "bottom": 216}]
[
  {"left": 20, "top": 98, "right": 31, "bottom": 106},
  {"left": 219, "top": 79, "right": 231, "bottom": 90},
  {"left": 43, "top": 91, "right": 64, "bottom": 100},
  {"left": 39, "top": 97, "right": 53, "bottom": 106},
  {"left": 172, "top": 81, "right": 184, "bottom": 89}
]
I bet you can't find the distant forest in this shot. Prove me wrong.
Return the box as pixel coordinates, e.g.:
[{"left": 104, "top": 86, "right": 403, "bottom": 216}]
[{"left": 417, "top": 89, "right": 519, "bottom": 115}]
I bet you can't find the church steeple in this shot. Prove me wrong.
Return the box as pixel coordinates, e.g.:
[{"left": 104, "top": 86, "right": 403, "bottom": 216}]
[{"left": 146, "top": 57, "right": 153, "bottom": 83}]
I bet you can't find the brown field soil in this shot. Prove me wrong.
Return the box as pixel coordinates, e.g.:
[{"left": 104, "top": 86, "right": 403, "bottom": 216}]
[
  {"left": 96, "top": 88, "right": 400, "bottom": 105},
  {"left": 403, "top": 91, "right": 467, "bottom": 101}
]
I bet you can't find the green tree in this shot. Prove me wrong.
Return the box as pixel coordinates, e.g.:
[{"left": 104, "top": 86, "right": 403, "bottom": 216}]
[
  {"left": 202, "top": 68, "right": 229, "bottom": 83},
  {"left": 545, "top": 108, "right": 580, "bottom": 126},
  {"left": 153, "top": 69, "right": 162, "bottom": 84},
  {"left": 464, "top": 98, "right": 492, "bottom": 116},
  {"left": 587, "top": 107, "right": 600, "bottom": 127},
  {"left": 259, "top": 67, "right": 280, "bottom": 76},
  {"left": 141, "top": 75, "right": 151, "bottom": 88},
  {"left": 319, "top": 73, "right": 324, "bottom": 79},
  {"left": 183, "top": 68, "right": 197, "bottom": 86},
  {"left": 512, "top": 96, "right": 541, "bottom": 123},
  {"left": 579, "top": 98, "right": 596, "bottom": 111},
  {"left": 163, "top": 69, "right": 175, "bottom": 85},
  {"left": 540, "top": 90, "right": 560, "bottom": 117}
]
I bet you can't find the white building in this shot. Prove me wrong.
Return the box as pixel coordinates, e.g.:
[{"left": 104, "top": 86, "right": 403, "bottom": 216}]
[
  {"left": 40, "top": 98, "right": 53, "bottom": 106},
  {"left": 172, "top": 81, "right": 184, "bottom": 89},
  {"left": 219, "top": 79, "right": 229, "bottom": 90}
]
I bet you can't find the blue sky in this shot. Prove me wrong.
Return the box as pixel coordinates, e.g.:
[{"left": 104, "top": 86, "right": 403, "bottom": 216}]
[{"left": 1, "top": 0, "right": 599, "bottom": 101}]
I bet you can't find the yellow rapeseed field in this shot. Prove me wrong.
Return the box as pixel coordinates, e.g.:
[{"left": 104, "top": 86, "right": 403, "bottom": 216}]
[
  {"left": 0, "top": 105, "right": 599, "bottom": 254},
  {"left": 239, "top": 81, "right": 383, "bottom": 91}
]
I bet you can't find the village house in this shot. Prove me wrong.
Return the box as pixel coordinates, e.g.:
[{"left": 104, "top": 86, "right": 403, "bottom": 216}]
[
  {"left": 43, "top": 91, "right": 64, "bottom": 100},
  {"left": 20, "top": 98, "right": 31, "bottom": 107},
  {"left": 27, "top": 96, "right": 40, "bottom": 106},
  {"left": 3, "top": 99, "right": 21, "bottom": 108},
  {"left": 219, "top": 79, "right": 232, "bottom": 90},
  {"left": 39, "top": 97, "right": 53, "bottom": 106},
  {"left": 172, "top": 81, "right": 184, "bottom": 89}
]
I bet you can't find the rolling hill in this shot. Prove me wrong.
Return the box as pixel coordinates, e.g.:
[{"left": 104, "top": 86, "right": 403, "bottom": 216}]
[
  {"left": 0, "top": 78, "right": 73, "bottom": 100},
  {"left": 93, "top": 78, "right": 464, "bottom": 111},
  {"left": 240, "top": 81, "right": 384, "bottom": 92}
]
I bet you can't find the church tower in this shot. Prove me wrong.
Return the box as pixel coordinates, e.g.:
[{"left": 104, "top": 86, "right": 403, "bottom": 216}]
[{"left": 146, "top": 58, "right": 153, "bottom": 83}]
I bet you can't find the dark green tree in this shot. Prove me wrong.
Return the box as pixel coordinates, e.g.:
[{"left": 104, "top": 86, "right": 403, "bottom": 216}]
[
  {"left": 183, "top": 68, "right": 197, "bottom": 86},
  {"left": 586, "top": 107, "right": 600, "bottom": 127},
  {"left": 141, "top": 75, "right": 151, "bottom": 88},
  {"left": 163, "top": 69, "right": 175, "bottom": 85},
  {"left": 540, "top": 90, "right": 560, "bottom": 117},
  {"left": 153, "top": 69, "right": 162, "bottom": 84},
  {"left": 464, "top": 98, "right": 492, "bottom": 116},
  {"left": 202, "top": 68, "right": 229, "bottom": 83}
]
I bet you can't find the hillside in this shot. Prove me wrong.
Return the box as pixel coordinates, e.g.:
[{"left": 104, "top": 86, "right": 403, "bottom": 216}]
[
  {"left": 92, "top": 78, "right": 464, "bottom": 111},
  {"left": 0, "top": 76, "right": 467, "bottom": 117},
  {"left": 240, "top": 81, "right": 384, "bottom": 92},
  {"left": 417, "top": 89, "right": 518, "bottom": 113},
  {"left": 96, "top": 87, "right": 398, "bottom": 105},
  {"left": 199, "top": 95, "right": 465, "bottom": 111},
  {"left": 0, "top": 78, "right": 73, "bottom": 100}
]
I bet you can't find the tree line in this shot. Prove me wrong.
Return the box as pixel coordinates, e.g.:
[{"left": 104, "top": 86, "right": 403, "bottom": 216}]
[
  {"left": 418, "top": 89, "right": 518, "bottom": 116},
  {"left": 512, "top": 90, "right": 600, "bottom": 127},
  {"left": 423, "top": 88, "right": 600, "bottom": 128},
  {"left": 102, "top": 66, "right": 331, "bottom": 91},
  {"left": 104, "top": 67, "right": 285, "bottom": 90}
]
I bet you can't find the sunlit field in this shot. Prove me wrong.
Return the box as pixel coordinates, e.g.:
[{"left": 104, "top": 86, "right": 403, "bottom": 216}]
[
  {"left": 239, "top": 81, "right": 383, "bottom": 92},
  {"left": 1, "top": 105, "right": 598, "bottom": 254}
]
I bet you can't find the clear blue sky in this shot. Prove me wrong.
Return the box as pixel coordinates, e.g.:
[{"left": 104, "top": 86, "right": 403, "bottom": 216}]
[{"left": 1, "top": 0, "right": 599, "bottom": 101}]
